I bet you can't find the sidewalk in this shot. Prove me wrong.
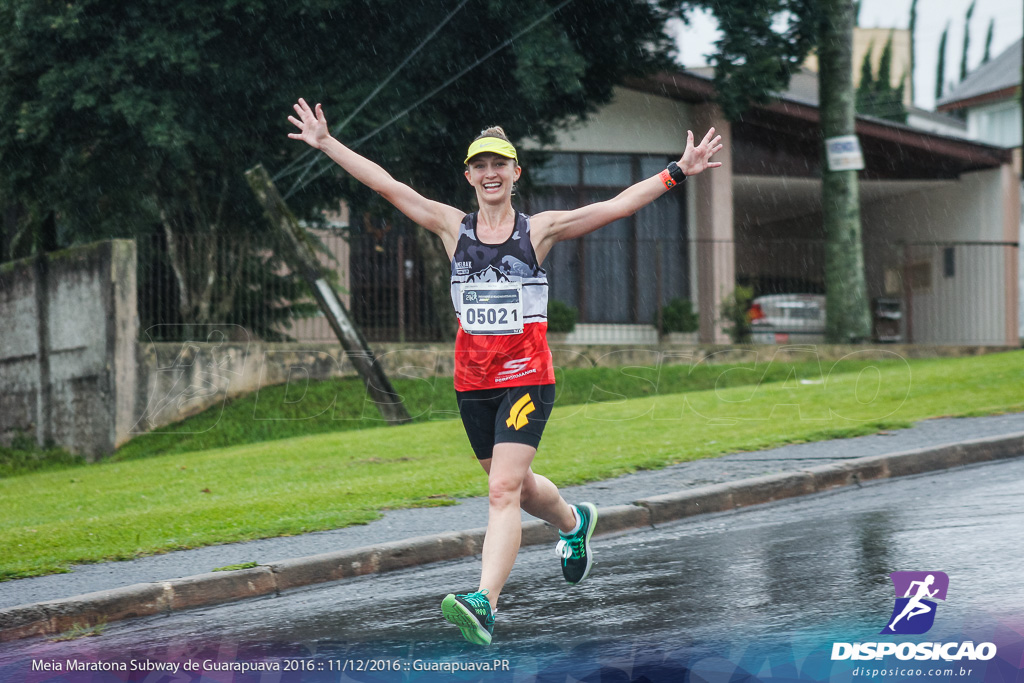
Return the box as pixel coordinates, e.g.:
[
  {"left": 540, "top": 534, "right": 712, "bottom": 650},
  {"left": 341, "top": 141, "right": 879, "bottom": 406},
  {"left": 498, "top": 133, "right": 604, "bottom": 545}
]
[{"left": 2, "top": 412, "right": 1023, "bottom": 639}]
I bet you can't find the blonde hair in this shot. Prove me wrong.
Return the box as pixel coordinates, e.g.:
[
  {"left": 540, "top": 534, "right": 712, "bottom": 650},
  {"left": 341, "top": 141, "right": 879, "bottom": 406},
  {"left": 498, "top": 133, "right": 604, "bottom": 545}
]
[{"left": 474, "top": 125, "right": 510, "bottom": 143}]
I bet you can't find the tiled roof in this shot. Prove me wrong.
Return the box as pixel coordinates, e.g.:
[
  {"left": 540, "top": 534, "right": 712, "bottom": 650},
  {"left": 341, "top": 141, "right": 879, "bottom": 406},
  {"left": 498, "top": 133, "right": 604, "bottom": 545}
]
[{"left": 937, "top": 38, "right": 1022, "bottom": 108}]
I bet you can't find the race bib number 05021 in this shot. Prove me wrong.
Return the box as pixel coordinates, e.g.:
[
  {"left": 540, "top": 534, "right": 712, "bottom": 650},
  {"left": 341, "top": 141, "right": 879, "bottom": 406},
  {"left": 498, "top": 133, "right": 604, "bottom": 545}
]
[{"left": 460, "top": 282, "right": 524, "bottom": 335}]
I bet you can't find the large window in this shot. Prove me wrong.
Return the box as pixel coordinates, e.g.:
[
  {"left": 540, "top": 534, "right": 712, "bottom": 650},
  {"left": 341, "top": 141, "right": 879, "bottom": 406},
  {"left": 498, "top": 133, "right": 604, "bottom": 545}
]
[
  {"left": 970, "top": 101, "right": 1022, "bottom": 147},
  {"left": 524, "top": 152, "right": 689, "bottom": 324}
]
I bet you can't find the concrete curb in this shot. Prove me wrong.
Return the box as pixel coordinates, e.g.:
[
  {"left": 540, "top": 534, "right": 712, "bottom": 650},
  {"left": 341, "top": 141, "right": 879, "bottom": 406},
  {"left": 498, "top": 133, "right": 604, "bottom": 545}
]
[{"left": 2, "top": 431, "right": 1022, "bottom": 642}]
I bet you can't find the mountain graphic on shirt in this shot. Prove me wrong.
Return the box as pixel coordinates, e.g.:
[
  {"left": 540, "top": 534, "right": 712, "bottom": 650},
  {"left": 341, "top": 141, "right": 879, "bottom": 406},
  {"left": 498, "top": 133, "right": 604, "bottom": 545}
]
[{"left": 464, "top": 259, "right": 532, "bottom": 282}]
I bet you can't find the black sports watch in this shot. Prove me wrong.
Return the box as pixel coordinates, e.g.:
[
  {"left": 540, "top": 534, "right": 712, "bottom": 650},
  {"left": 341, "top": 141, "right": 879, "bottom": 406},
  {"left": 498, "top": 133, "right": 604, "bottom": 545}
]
[{"left": 667, "top": 161, "right": 686, "bottom": 184}]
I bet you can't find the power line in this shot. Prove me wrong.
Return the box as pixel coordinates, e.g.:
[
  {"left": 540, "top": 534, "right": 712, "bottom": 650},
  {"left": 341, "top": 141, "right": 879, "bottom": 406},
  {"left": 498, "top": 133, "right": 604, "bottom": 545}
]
[
  {"left": 274, "top": 0, "right": 472, "bottom": 184},
  {"left": 284, "top": 0, "right": 575, "bottom": 199}
]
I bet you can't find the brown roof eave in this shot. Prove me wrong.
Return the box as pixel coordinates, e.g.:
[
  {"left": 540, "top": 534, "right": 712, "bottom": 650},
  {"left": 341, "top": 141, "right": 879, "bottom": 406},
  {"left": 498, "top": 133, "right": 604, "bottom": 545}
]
[
  {"left": 755, "top": 98, "right": 1011, "bottom": 168},
  {"left": 854, "top": 116, "right": 1012, "bottom": 167},
  {"left": 935, "top": 86, "right": 1021, "bottom": 113},
  {"left": 623, "top": 72, "right": 1012, "bottom": 170}
]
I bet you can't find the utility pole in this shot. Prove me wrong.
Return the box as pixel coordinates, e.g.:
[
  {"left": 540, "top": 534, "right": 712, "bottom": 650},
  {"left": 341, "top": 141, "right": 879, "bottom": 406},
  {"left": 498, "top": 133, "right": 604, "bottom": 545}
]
[
  {"left": 819, "top": 0, "right": 872, "bottom": 343},
  {"left": 245, "top": 164, "right": 411, "bottom": 425}
]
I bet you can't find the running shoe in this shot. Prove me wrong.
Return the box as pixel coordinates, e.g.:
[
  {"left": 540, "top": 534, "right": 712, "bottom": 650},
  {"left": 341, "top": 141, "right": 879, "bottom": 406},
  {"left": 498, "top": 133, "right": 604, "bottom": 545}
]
[
  {"left": 441, "top": 590, "right": 495, "bottom": 645},
  {"left": 556, "top": 502, "right": 598, "bottom": 584}
]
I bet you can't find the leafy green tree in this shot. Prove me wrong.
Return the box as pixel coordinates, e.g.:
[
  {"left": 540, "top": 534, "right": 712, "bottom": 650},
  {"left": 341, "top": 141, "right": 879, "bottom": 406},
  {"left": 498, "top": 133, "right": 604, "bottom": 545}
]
[
  {"left": 673, "top": 0, "right": 870, "bottom": 342},
  {"left": 1, "top": 0, "right": 672, "bottom": 338},
  {"left": 674, "top": 0, "right": 820, "bottom": 121},
  {"left": 0, "top": 0, "right": 339, "bottom": 338}
]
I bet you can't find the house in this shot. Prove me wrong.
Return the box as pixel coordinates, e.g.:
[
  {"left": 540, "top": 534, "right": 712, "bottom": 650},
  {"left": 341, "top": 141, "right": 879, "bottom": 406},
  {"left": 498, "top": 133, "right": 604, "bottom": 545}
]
[
  {"left": 510, "top": 68, "right": 1017, "bottom": 346},
  {"left": 292, "top": 70, "right": 1018, "bottom": 347},
  {"left": 936, "top": 38, "right": 1022, "bottom": 152},
  {"left": 936, "top": 38, "right": 1022, "bottom": 338}
]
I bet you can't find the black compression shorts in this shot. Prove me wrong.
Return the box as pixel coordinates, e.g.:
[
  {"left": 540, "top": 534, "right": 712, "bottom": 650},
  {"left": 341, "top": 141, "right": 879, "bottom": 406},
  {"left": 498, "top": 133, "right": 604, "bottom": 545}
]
[{"left": 456, "top": 384, "right": 556, "bottom": 460}]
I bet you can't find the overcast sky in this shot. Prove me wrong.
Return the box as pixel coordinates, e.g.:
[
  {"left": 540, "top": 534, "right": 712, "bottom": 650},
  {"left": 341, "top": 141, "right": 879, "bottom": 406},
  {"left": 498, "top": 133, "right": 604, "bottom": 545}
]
[{"left": 672, "top": 0, "right": 1023, "bottom": 111}]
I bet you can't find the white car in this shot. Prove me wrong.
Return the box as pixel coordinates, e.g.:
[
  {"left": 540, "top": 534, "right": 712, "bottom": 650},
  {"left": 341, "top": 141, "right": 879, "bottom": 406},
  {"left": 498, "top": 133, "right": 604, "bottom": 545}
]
[{"left": 749, "top": 294, "right": 826, "bottom": 344}]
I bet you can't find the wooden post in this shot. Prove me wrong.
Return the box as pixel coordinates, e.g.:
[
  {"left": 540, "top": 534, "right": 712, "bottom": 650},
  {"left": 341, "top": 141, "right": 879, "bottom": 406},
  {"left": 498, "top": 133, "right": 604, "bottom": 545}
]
[
  {"left": 902, "top": 241, "right": 914, "bottom": 344},
  {"left": 245, "top": 164, "right": 411, "bottom": 425},
  {"left": 655, "top": 244, "right": 664, "bottom": 338}
]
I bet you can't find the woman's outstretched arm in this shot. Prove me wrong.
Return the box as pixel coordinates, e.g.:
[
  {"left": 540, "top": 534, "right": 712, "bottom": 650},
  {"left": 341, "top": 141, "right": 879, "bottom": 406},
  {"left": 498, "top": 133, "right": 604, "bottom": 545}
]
[
  {"left": 288, "top": 98, "right": 464, "bottom": 253},
  {"left": 531, "top": 127, "right": 723, "bottom": 263}
]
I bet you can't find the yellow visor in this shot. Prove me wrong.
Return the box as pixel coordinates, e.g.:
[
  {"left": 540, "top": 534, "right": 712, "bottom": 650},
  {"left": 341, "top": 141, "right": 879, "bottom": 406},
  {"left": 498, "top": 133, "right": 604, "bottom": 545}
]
[{"left": 464, "top": 137, "right": 518, "bottom": 164}]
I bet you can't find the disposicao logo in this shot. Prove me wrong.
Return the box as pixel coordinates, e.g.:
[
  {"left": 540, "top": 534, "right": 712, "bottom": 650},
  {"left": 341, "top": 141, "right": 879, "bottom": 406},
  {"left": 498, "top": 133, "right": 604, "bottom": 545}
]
[
  {"left": 831, "top": 571, "right": 997, "bottom": 662},
  {"left": 882, "top": 571, "right": 948, "bottom": 635}
]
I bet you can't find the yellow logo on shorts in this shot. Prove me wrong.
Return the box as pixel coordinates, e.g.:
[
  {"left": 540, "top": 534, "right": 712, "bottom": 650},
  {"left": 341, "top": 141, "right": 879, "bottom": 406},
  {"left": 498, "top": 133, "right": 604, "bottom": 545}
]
[{"left": 506, "top": 394, "right": 536, "bottom": 430}]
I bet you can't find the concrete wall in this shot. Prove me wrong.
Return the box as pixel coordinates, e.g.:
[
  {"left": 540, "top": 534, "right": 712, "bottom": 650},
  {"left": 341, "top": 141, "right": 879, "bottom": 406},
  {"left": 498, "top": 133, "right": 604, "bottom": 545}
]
[
  {"left": 131, "top": 339, "right": 1008, "bottom": 434},
  {"left": 0, "top": 241, "right": 137, "bottom": 458},
  {"left": 521, "top": 87, "right": 693, "bottom": 155}
]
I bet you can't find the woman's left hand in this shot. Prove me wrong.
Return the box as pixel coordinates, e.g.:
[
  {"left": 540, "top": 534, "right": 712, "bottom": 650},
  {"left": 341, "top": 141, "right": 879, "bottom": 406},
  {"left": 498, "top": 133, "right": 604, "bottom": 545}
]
[{"left": 678, "top": 127, "right": 724, "bottom": 176}]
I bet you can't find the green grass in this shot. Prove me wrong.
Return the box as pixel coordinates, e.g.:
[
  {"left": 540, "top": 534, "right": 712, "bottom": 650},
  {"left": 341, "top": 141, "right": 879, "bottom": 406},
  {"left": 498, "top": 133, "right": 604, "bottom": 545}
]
[
  {"left": 110, "top": 355, "right": 910, "bottom": 461},
  {"left": 49, "top": 621, "right": 107, "bottom": 642},
  {"left": 1, "top": 351, "right": 1022, "bottom": 581},
  {"left": 0, "top": 434, "right": 86, "bottom": 478},
  {"left": 212, "top": 561, "right": 259, "bottom": 572}
]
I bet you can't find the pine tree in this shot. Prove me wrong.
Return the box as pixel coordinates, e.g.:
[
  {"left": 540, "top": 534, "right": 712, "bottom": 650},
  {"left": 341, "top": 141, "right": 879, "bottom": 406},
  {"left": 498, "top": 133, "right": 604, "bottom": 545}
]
[
  {"left": 855, "top": 34, "right": 907, "bottom": 123},
  {"left": 856, "top": 43, "right": 876, "bottom": 113},
  {"left": 982, "top": 19, "right": 994, "bottom": 64},
  {"left": 936, "top": 23, "right": 949, "bottom": 101},
  {"left": 877, "top": 33, "right": 903, "bottom": 121},
  {"left": 909, "top": 0, "right": 918, "bottom": 103},
  {"left": 960, "top": 0, "right": 976, "bottom": 81}
]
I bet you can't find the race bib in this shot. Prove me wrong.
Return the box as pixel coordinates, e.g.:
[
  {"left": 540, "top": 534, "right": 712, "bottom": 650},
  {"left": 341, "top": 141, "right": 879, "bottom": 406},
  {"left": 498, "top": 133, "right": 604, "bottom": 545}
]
[{"left": 460, "top": 282, "right": 524, "bottom": 335}]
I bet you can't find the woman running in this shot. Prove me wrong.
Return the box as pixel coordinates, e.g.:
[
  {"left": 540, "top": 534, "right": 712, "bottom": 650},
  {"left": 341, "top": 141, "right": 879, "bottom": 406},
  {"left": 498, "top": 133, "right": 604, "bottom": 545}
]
[{"left": 288, "top": 98, "right": 723, "bottom": 645}]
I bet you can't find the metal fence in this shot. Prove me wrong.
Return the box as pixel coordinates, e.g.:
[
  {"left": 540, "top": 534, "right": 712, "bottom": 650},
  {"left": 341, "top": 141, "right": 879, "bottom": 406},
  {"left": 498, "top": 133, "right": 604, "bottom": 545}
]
[
  {"left": 137, "top": 228, "right": 443, "bottom": 344},
  {"left": 136, "top": 231, "right": 1018, "bottom": 346},
  {"left": 137, "top": 231, "right": 311, "bottom": 343},
  {"left": 736, "top": 237, "right": 1018, "bottom": 346}
]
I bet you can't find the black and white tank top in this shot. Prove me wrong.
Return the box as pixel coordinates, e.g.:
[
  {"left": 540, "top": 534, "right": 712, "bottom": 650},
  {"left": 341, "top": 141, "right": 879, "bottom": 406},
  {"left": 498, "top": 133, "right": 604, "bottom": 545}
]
[{"left": 449, "top": 211, "right": 548, "bottom": 324}]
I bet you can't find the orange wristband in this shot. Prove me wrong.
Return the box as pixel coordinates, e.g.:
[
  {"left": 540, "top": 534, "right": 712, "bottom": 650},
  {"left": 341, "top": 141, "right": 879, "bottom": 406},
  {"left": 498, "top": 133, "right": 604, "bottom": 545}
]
[{"left": 659, "top": 169, "right": 676, "bottom": 189}]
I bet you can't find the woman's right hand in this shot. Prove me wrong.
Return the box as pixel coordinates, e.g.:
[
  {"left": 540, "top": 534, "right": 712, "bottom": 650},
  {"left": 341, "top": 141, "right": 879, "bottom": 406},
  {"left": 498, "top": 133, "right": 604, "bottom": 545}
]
[{"left": 287, "top": 98, "right": 330, "bottom": 149}]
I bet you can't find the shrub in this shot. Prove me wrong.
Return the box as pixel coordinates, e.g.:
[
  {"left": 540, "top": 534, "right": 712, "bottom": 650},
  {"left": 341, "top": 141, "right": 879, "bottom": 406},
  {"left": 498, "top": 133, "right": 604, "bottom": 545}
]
[
  {"left": 720, "top": 286, "right": 755, "bottom": 343},
  {"left": 656, "top": 298, "right": 699, "bottom": 333},
  {"left": 547, "top": 299, "right": 578, "bottom": 333}
]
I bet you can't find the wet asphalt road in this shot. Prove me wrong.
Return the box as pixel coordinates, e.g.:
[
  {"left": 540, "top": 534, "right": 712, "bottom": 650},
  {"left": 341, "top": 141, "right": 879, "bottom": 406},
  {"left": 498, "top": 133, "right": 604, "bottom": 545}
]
[
  {"left": 3, "top": 456, "right": 1022, "bottom": 682},
  {"left": 5, "top": 411, "right": 1024, "bottom": 611}
]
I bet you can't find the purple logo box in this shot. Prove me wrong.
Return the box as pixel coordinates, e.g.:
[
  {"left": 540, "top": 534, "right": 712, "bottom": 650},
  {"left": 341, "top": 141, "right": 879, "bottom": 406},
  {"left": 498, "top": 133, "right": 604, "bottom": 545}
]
[
  {"left": 881, "top": 571, "right": 950, "bottom": 635},
  {"left": 891, "top": 571, "right": 949, "bottom": 601}
]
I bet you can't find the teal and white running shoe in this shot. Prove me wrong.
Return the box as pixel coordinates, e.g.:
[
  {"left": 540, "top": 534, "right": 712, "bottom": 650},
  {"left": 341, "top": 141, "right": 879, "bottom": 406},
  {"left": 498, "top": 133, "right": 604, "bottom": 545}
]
[
  {"left": 441, "top": 590, "right": 495, "bottom": 645},
  {"left": 556, "top": 502, "right": 598, "bottom": 585}
]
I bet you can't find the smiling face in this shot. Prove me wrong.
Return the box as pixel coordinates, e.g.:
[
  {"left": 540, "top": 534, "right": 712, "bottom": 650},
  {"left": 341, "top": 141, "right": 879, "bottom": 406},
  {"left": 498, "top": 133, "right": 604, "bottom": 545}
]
[{"left": 465, "top": 153, "right": 521, "bottom": 206}]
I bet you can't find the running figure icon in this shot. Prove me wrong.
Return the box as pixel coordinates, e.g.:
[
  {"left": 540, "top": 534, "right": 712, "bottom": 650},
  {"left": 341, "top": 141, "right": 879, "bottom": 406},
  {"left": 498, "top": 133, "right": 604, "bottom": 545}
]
[
  {"left": 882, "top": 571, "right": 949, "bottom": 635},
  {"left": 888, "top": 574, "right": 938, "bottom": 630}
]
